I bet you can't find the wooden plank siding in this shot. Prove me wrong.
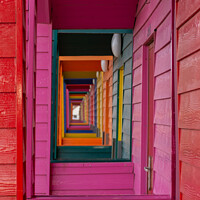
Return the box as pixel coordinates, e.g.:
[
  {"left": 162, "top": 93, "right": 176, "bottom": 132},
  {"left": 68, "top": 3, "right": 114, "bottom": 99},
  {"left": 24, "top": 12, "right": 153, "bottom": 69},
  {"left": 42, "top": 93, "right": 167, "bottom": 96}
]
[
  {"left": 112, "top": 34, "right": 133, "bottom": 159},
  {"left": 50, "top": 162, "right": 134, "bottom": 195},
  {"left": 35, "top": 23, "right": 52, "bottom": 195},
  {"left": 132, "top": 0, "right": 172, "bottom": 195},
  {"left": 176, "top": 1, "right": 200, "bottom": 199},
  {"left": 0, "top": 0, "right": 25, "bottom": 199}
]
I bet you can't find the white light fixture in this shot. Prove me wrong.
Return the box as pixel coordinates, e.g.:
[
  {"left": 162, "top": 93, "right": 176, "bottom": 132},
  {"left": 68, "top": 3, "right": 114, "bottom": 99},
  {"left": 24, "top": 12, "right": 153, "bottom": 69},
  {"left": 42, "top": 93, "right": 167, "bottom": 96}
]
[
  {"left": 92, "top": 79, "right": 95, "bottom": 85},
  {"left": 101, "top": 60, "right": 108, "bottom": 72},
  {"left": 96, "top": 71, "right": 99, "bottom": 78},
  {"left": 111, "top": 33, "right": 121, "bottom": 57}
]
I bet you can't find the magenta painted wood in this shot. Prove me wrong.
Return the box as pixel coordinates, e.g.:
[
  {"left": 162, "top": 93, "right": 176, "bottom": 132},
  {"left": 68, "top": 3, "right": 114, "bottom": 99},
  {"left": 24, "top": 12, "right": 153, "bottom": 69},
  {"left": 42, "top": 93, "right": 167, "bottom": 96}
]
[
  {"left": 52, "top": 0, "right": 138, "bottom": 29},
  {"left": 37, "top": 0, "right": 51, "bottom": 24},
  {"left": 132, "top": 0, "right": 173, "bottom": 196},
  {"left": 68, "top": 126, "right": 91, "bottom": 130},
  {"left": 35, "top": 23, "right": 52, "bottom": 195},
  {"left": 50, "top": 162, "right": 135, "bottom": 195},
  {"left": 31, "top": 195, "right": 170, "bottom": 200},
  {"left": 26, "top": 0, "right": 36, "bottom": 197}
]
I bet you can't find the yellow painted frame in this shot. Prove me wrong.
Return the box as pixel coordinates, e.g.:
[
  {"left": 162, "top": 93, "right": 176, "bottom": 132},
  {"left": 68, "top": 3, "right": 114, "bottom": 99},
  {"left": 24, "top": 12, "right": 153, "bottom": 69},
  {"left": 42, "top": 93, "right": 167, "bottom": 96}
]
[{"left": 118, "top": 66, "right": 124, "bottom": 141}]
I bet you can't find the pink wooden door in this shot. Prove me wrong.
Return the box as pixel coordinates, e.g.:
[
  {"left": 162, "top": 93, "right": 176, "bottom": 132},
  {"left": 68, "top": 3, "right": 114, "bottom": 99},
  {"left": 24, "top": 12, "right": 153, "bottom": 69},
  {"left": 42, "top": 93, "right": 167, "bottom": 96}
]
[{"left": 145, "top": 41, "right": 155, "bottom": 194}]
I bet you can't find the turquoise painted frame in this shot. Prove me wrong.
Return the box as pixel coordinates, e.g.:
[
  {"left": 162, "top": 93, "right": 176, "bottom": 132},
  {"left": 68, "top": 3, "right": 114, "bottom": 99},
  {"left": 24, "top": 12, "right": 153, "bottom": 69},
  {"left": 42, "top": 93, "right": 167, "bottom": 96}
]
[
  {"left": 51, "top": 29, "right": 133, "bottom": 162},
  {"left": 51, "top": 30, "right": 58, "bottom": 161}
]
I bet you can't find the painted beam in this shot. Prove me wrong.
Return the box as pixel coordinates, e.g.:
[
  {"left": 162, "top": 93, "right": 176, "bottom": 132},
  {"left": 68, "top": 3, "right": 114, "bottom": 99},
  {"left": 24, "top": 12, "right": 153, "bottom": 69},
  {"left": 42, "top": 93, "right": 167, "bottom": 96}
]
[
  {"left": 57, "top": 29, "right": 133, "bottom": 34},
  {"left": 62, "top": 61, "right": 101, "bottom": 71},
  {"left": 60, "top": 56, "right": 113, "bottom": 61},
  {"left": 63, "top": 71, "right": 97, "bottom": 79}
]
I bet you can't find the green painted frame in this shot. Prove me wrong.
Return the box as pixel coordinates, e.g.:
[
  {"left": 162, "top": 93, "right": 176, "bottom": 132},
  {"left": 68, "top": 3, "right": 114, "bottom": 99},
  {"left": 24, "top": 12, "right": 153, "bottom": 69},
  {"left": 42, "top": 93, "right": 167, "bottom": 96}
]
[{"left": 51, "top": 29, "right": 133, "bottom": 162}]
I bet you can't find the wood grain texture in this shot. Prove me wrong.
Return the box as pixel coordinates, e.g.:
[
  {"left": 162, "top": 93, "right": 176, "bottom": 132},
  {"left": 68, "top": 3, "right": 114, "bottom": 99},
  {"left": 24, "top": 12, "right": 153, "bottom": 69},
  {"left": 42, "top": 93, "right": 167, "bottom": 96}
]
[
  {"left": 154, "top": 43, "right": 171, "bottom": 76},
  {"left": 154, "top": 71, "right": 171, "bottom": 100},
  {"left": 154, "top": 13, "right": 171, "bottom": 52},
  {"left": 176, "top": 0, "right": 200, "bottom": 28},
  {"left": 0, "top": 164, "right": 16, "bottom": 196},
  {"left": 154, "top": 125, "right": 171, "bottom": 153},
  {"left": 179, "top": 90, "right": 200, "bottom": 130},
  {"left": 0, "top": 129, "right": 16, "bottom": 164},
  {"left": 133, "top": 67, "right": 142, "bottom": 86},
  {"left": 132, "top": 103, "right": 141, "bottom": 122},
  {"left": 180, "top": 129, "right": 200, "bottom": 168},
  {"left": 0, "top": 58, "right": 16, "bottom": 93},
  {"left": 180, "top": 162, "right": 200, "bottom": 199},
  {"left": 0, "top": 24, "right": 16, "bottom": 57},
  {"left": 178, "top": 50, "right": 200, "bottom": 94},
  {"left": 177, "top": 11, "right": 200, "bottom": 60},
  {"left": 133, "top": 0, "right": 171, "bottom": 52},
  {"left": 0, "top": 93, "right": 16, "bottom": 128},
  {"left": 154, "top": 99, "right": 171, "bottom": 126},
  {"left": 0, "top": 0, "right": 15, "bottom": 23}
]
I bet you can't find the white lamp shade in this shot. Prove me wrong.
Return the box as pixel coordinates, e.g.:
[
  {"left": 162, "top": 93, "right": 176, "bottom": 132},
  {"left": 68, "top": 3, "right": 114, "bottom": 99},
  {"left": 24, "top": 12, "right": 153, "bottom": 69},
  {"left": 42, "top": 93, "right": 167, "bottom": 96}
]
[
  {"left": 96, "top": 71, "right": 99, "bottom": 78},
  {"left": 101, "top": 60, "right": 108, "bottom": 72},
  {"left": 111, "top": 33, "right": 121, "bottom": 57}
]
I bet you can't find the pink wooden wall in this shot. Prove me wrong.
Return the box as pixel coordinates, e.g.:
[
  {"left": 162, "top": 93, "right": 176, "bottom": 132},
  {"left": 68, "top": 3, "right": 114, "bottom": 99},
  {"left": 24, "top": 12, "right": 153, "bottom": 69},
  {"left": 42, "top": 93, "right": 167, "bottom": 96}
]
[
  {"left": 132, "top": 0, "right": 172, "bottom": 195},
  {"left": 176, "top": 1, "right": 200, "bottom": 199},
  {"left": 35, "top": 23, "right": 52, "bottom": 195}
]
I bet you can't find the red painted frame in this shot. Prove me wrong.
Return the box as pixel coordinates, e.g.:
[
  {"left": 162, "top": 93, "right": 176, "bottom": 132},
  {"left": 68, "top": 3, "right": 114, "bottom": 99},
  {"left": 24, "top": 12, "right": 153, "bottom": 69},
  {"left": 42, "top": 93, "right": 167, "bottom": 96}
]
[{"left": 17, "top": 0, "right": 24, "bottom": 198}]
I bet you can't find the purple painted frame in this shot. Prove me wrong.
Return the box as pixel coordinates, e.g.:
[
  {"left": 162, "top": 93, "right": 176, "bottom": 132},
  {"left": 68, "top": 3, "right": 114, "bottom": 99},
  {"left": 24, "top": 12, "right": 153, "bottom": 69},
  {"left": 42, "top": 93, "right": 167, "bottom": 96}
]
[{"left": 26, "top": 0, "right": 36, "bottom": 197}]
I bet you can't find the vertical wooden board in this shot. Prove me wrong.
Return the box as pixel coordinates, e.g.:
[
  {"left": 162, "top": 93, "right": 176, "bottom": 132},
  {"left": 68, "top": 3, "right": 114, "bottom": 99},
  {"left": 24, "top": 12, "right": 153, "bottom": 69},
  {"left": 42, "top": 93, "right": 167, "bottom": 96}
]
[
  {"left": 36, "top": 123, "right": 48, "bottom": 141},
  {"left": 154, "top": 149, "right": 171, "bottom": 181},
  {"left": 0, "top": 129, "right": 16, "bottom": 164},
  {"left": 36, "top": 88, "right": 49, "bottom": 104},
  {"left": 154, "top": 99, "right": 171, "bottom": 125},
  {"left": 35, "top": 158, "right": 48, "bottom": 175},
  {"left": 154, "top": 43, "right": 171, "bottom": 76},
  {"left": 179, "top": 90, "right": 200, "bottom": 129},
  {"left": 153, "top": 172, "right": 171, "bottom": 195},
  {"left": 133, "top": 47, "right": 142, "bottom": 68},
  {"left": 36, "top": 70, "right": 49, "bottom": 87},
  {"left": 35, "top": 175, "right": 48, "bottom": 194},
  {"left": 36, "top": 53, "right": 51, "bottom": 69},
  {"left": 132, "top": 103, "right": 141, "bottom": 121},
  {"left": 155, "top": 13, "right": 171, "bottom": 52},
  {"left": 132, "top": 121, "right": 141, "bottom": 140},
  {"left": 36, "top": 105, "right": 48, "bottom": 123},
  {"left": 180, "top": 129, "right": 200, "bottom": 168},
  {"left": 35, "top": 141, "right": 48, "bottom": 158},
  {"left": 154, "top": 125, "right": 171, "bottom": 153},
  {"left": 133, "top": 84, "right": 142, "bottom": 104},
  {"left": 180, "top": 162, "right": 200, "bottom": 199},
  {"left": 133, "top": 67, "right": 142, "bottom": 86},
  {"left": 0, "top": 165, "right": 16, "bottom": 196},
  {"left": 132, "top": 139, "right": 141, "bottom": 163},
  {"left": 154, "top": 71, "right": 171, "bottom": 100},
  {"left": 0, "top": 24, "right": 16, "bottom": 57},
  {"left": 177, "top": 11, "right": 200, "bottom": 60},
  {"left": 176, "top": 0, "right": 200, "bottom": 28},
  {"left": 0, "top": 0, "right": 15, "bottom": 22},
  {"left": 178, "top": 50, "right": 200, "bottom": 94},
  {"left": 36, "top": 37, "right": 50, "bottom": 52},
  {"left": 0, "top": 93, "right": 16, "bottom": 128},
  {"left": 0, "top": 58, "right": 16, "bottom": 92},
  {"left": 133, "top": 163, "right": 141, "bottom": 194}
]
